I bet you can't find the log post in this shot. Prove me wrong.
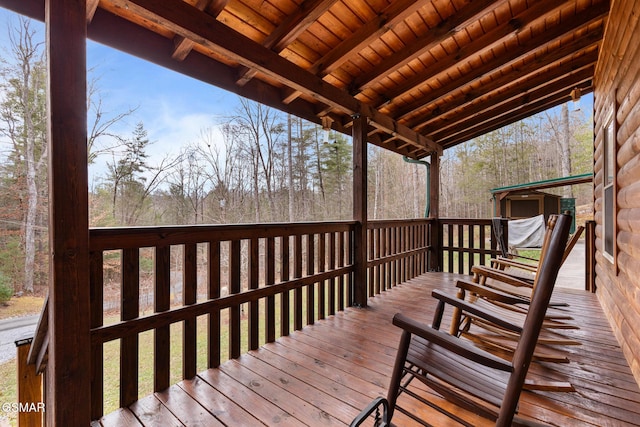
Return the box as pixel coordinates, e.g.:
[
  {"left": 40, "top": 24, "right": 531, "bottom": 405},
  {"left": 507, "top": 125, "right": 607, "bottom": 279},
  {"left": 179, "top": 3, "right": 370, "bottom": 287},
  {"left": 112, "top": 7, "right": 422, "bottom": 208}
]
[
  {"left": 585, "top": 219, "right": 596, "bottom": 292},
  {"left": 352, "top": 114, "right": 368, "bottom": 307},
  {"left": 428, "top": 151, "right": 441, "bottom": 271},
  {"left": 46, "top": 0, "right": 91, "bottom": 424},
  {"left": 15, "top": 338, "right": 43, "bottom": 427}
]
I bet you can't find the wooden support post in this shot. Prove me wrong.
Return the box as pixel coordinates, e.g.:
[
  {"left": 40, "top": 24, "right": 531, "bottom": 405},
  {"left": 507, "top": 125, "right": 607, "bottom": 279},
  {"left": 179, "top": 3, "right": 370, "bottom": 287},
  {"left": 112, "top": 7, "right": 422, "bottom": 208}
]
[
  {"left": 352, "top": 115, "right": 368, "bottom": 307},
  {"left": 585, "top": 219, "right": 596, "bottom": 292},
  {"left": 16, "top": 339, "right": 43, "bottom": 427},
  {"left": 428, "top": 151, "right": 441, "bottom": 271},
  {"left": 45, "top": 0, "right": 91, "bottom": 425}
]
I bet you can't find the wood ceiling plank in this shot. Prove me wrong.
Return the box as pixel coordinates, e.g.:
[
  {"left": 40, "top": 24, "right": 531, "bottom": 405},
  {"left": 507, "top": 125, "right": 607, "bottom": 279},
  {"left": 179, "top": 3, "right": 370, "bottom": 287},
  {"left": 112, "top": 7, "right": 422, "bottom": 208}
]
[
  {"left": 114, "top": 0, "right": 439, "bottom": 153},
  {"left": 172, "top": 0, "right": 226, "bottom": 61},
  {"left": 236, "top": 0, "right": 339, "bottom": 85},
  {"left": 377, "top": 0, "right": 572, "bottom": 110},
  {"left": 439, "top": 81, "right": 593, "bottom": 148},
  {"left": 310, "top": 0, "right": 428, "bottom": 77},
  {"left": 391, "top": 1, "right": 608, "bottom": 121},
  {"left": 412, "top": 34, "right": 602, "bottom": 132},
  {"left": 349, "top": 0, "right": 500, "bottom": 94},
  {"left": 429, "top": 65, "right": 595, "bottom": 142}
]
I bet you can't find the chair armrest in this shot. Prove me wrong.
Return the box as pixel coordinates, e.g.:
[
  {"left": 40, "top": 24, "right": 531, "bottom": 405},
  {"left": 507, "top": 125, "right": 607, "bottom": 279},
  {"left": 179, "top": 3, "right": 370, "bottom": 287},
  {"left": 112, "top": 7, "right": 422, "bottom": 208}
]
[
  {"left": 349, "top": 397, "right": 389, "bottom": 427},
  {"left": 472, "top": 265, "right": 534, "bottom": 288},
  {"left": 392, "top": 313, "right": 513, "bottom": 371},
  {"left": 431, "top": 289, "right": 522, "bottom": 333},
  {"left": 490, "top": 258, "right": 537, "bottom": 272},
  {"left": 456, "top": 279, "right": 530, "bottom": 305}
]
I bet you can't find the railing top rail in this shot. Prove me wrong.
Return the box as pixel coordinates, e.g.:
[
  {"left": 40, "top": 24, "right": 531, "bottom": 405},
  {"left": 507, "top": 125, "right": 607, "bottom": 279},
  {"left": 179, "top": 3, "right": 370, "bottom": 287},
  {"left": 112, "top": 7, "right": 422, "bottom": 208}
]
[
  {"left": 90, "top": 220, "right": 356, "bottom": 251},
  {"left": 367, "top": 218, "right": 435, "bottom": 228},
  {"left": 438, "top": 218, "right": 495, "bottom": 225}
]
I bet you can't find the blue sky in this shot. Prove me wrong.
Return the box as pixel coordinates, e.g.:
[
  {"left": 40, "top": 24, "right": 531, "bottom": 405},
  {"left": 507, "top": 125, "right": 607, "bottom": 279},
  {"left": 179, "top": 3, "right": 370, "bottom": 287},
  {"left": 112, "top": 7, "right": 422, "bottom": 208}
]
[
  {"left": 0, "top": 6, "right": 593, "bottom": 185},
  {"left": 0, "top": 8, "right": 237, "bottom": 184}
]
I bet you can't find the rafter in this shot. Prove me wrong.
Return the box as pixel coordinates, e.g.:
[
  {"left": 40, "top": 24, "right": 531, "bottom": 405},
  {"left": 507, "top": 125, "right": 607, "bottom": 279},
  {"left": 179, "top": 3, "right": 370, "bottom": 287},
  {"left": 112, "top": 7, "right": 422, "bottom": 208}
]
[
  {"left": 412, "top": 33, "right": 601, "bottom": 134},
  {"left": 172, "top": 0, "right": 226, "bottom": 61},
  {"left": 349, "top": 0, "right": 502, "bottom": 95},
  {"left": 377, "top": 0, "right": 578, "bottom": 112},
  {"left": 430, "top": 66, "right": 594, "bottom": 142},
  {"left": 440, "top": 80, "right": 594, "bottom": 148},
  {"left": 114, "top": 0, "right": 439, "bottom": 154},
  {"left": 236, "top": 0, "right": 339, "bottom": 86},
  {"left": 391, "top": 2, "right": 608, "bottom": 121}
]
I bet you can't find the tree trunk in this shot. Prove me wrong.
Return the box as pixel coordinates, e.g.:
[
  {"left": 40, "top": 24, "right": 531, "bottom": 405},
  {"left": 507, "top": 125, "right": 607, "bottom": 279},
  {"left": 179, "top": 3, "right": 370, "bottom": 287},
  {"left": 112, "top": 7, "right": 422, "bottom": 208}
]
[
  {"left": 560, "top": 103, "right": 573, "bottom": 198},
  {"left": 288, "top": 114, "right": 295, "bottom": 221}
]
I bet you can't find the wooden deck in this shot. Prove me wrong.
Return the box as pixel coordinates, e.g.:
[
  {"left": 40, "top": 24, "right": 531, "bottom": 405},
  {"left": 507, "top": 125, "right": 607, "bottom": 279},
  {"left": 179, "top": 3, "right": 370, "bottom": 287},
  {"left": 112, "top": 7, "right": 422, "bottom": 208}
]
[{"left": 93, "top": 272, "right": 640, "bottom": 426}]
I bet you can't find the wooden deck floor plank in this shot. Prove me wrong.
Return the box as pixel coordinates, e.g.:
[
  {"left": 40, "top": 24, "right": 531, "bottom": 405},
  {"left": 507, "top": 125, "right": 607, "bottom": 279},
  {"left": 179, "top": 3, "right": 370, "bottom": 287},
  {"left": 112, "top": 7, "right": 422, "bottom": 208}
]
[
  {"left": 274, "top": 332, "right": 391, "bottom": 389},
  {"left": 251, "top": 345, "right": 375, "bottom": 408},
  {"left": 198, "top": 367, "right": 298, "bottom": 426},
  {"left": 154, "top": 383, "right": 225, "bottom": 426},
  {"left": 96, "top": 272, "right": 640, "bottom": 426},
  {"left": 98, "top": 407, "right": 143, "bottom": 427},
  {"left": 128, "top": 394, "right": 183, "bottom": 427},
  {"left": 261, "top": 341, "right": 384, "bottom": 399},
  {"left": 178, "top": 376, "right": 266, "bottom": 426},
  {"left": 219, "top": 357, "right": 345, "bottom": 425},
  {"left": 239, "top": 351, "right": 362, "bottom": 424}
]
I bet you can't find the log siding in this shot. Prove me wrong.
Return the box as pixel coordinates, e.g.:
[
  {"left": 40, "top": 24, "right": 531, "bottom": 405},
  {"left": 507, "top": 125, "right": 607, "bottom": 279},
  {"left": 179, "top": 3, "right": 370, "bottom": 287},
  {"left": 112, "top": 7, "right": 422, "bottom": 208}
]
[{"left": 593, "top": 0, "right": 640, "bottom": 384}]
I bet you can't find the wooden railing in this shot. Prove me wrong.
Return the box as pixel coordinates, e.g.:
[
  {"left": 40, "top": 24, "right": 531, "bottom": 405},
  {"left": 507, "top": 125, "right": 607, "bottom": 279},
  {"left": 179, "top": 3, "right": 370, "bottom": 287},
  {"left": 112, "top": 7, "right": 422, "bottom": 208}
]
[
  {"left": 17, "top": 216, "right": 509, "bottom": 424},
  {"left": 367, "top": 219, "right": 433, "bottom": 294},
  {"left": 437, "top": 218, "right": 504, "bottom": 275},
  {"left": 87, "top": 221, "right": 357, "bottom": 418}
]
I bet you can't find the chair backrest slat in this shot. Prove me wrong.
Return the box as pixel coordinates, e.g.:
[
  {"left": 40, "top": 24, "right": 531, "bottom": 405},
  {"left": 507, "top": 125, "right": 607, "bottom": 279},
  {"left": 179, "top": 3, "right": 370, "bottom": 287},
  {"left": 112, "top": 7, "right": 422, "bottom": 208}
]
[{"left": 497, "top": 213, "right": 571, "bottom": 426}]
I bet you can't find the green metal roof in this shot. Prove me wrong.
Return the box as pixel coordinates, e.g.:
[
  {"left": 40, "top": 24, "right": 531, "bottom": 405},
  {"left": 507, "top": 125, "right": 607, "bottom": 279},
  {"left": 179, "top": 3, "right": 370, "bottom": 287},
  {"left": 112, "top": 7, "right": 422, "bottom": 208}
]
[{"left": 490, "top": 173, "right": 593, "bottom": 194}]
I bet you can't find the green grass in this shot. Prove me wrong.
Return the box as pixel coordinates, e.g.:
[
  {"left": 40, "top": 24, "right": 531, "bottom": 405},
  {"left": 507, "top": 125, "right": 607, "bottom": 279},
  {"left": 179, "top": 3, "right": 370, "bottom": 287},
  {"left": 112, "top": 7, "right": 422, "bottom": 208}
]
[
  {"left": 1, "top": 285, "right": 339, "bottom": 421},
  {"left": 0, "top": 359, "right": 17, "bottom": 426}
]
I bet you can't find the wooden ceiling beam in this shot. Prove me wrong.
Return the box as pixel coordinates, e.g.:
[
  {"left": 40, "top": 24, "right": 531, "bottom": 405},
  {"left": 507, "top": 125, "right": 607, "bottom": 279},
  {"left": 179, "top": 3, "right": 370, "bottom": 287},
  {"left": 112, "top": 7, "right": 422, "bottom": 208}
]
[
  {"left": 349, "top": 0, "right": 500, "bottom": 95},
  {"left": 236, "top": 0, "right": 339, "bottom": 86},
  {"left": 115, "top": 0, "right": 439, "bottom": 154},
  {"left": 84, "top": 8, "right": 346, "bottom": 134},
  {"left": 430, "top": 66, "right": 594, "bottom": 142},
  {"left": 87, "top": 0, "right": 100, "bottom": 22},
  {"left": 419, "top": 51, "right": 598, "bottom": 137},
  {"left": 310, "top": 0, "right": 427, "bottom": 78},
  {"left": 280, "top": 0, "right": 427, "bottom": 104},
  {"left": 172, "top": 0, "right": 227, "bottom": 61},
  {"left": 411, "top": 36, "right": 601, "bottom": 132},
  {"left": 439, "top": 80, "right": 593, "bottom": 148},
  {"left": 370, "top": 0, "right": 562, "bottom": 108},
  {"left": 391, "top": 2, "right": 608, "bottom": 121}
]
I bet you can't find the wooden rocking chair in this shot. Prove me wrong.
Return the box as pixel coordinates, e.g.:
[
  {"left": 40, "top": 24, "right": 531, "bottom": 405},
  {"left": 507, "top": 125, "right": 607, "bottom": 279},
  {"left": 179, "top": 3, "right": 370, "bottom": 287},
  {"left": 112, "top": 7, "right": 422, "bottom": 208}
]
[{"left": 378, "top": 213, "right": 571, "bottom": 426}]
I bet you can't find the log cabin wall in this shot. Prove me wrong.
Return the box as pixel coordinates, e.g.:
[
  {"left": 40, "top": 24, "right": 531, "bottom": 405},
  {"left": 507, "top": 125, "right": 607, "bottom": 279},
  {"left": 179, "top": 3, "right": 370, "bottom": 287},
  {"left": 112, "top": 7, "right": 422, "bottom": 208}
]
[{"left": 593, "top": 0, "right": 640, "bottom": 385}]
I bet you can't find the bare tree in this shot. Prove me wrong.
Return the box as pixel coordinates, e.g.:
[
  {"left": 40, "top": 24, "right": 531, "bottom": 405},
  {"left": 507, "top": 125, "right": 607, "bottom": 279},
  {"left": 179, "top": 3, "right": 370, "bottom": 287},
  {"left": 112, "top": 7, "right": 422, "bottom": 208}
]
[{"left": 0, "top": 19, "right": 47, "bottom": 293}]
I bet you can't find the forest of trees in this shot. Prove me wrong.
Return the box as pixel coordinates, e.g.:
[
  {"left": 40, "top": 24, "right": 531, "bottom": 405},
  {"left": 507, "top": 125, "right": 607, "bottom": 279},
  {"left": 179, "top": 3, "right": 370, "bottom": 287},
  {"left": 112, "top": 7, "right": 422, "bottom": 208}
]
[{"left": 0, "top": 18, "right": 593, "bottom": 299}]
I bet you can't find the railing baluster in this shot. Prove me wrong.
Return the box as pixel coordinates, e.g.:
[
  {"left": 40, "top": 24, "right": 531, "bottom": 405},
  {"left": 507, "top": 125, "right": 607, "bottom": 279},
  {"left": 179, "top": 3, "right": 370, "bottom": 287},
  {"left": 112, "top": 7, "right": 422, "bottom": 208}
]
[
  {"left": 307, "top": 233, "right": 315, "bottom": 325},
  {"left": 183, "top": 243, "right": 197, "bottom": 379},
  {"left": 266, "top": 237, "right": 276, "bottom": 342},
  {"left": 280, "top": 235, "right": 290, "bottom": 337},
  {"left": 90, "top": 250, "right": 104, "bottom": 419},
  {"left": 479, "top": 224, "right": 486, "bottom": 265},
  {"left": 229, "top": 240, "right": 241, "bottom": 359},
  {"left": 249, "top": 237, "right": 260, "bottom": 350},
  {"left": 208, "top": 241, "right": 221, "bottom": 368},
  {"left": 318, "top": 232, "right": 326, "bottom": 320},
  {"left": 294, "top": 234, "right": 303, "bottom": 330},
  {"left": 339, "top": 231, "right": 345, "bottom": 311},
  {"left": 120, "top": 248, "right": 139, "bottom": 407},
  {"left": 347, "top": 229, "right": 354, "bottom": 307},
  {"left": 154, "top": 246, "right": 170, "bottom": 392},
  {"left": 328, "top": 232, "right": 336, "bottom": 316}
]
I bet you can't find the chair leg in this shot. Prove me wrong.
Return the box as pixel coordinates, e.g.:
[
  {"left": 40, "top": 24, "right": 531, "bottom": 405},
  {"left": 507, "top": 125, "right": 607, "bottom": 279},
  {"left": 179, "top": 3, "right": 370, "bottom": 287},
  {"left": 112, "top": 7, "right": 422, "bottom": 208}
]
[
  {"left": 448, "top": 288, "right": 466, "bottom": 335},
  {"left": 386, "top": 330, "right": 412, "bottom": 421}
]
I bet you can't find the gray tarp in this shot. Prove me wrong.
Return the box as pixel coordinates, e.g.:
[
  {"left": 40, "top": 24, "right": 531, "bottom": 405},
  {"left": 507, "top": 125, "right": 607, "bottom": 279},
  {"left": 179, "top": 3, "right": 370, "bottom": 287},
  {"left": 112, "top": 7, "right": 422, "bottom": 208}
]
[{"left": 508, "top": 214, "right": 545, "bottom": 248}]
